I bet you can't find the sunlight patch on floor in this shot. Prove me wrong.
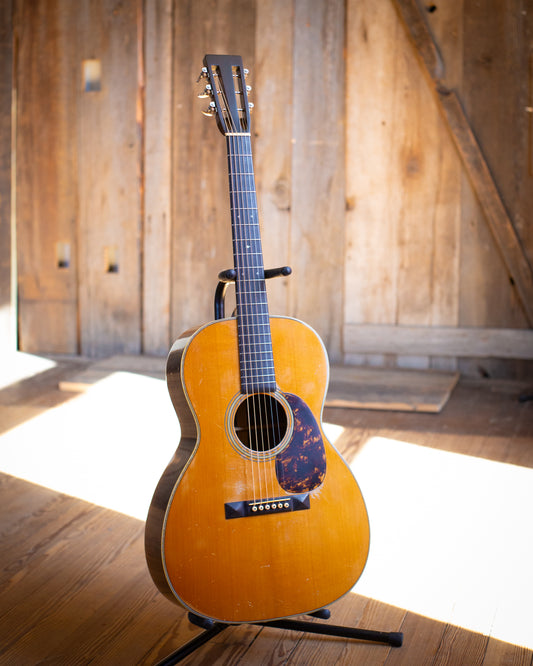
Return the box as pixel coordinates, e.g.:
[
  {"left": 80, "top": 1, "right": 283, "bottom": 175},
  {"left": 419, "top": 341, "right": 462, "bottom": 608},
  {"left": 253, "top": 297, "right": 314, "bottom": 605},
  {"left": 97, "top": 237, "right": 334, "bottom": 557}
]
[
  {"left": 0, "top": 351, "right": 57, "bottom": 389},
  {"left": 0, "top": 372, "right": 178, "bottom": 520},
  {"left": 352, "top": 436, "right": 533, "bottom": 649},
  {"left": 0, "top": 368, "right": 345, "bottom": 522}
]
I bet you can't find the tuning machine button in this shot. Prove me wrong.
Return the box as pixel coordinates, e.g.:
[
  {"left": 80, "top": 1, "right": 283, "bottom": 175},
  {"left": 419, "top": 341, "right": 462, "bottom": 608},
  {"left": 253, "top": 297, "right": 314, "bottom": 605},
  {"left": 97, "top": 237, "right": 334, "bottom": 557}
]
[
  {"left": 202, "top": 101, "right": 216, "bottom": 117},
  {"left": 197, "top": 66, "right": 208, "bottom": 82},
  {"left": 197, "top": 84, "right": 212, "bottom": 99}
]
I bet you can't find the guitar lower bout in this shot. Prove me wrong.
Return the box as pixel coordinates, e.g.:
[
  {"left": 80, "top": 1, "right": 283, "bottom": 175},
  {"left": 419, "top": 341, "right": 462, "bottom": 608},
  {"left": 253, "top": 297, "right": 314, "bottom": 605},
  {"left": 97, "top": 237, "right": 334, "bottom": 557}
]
[{"left": 145, "top": 316, "right": 370, "bottom": 623}]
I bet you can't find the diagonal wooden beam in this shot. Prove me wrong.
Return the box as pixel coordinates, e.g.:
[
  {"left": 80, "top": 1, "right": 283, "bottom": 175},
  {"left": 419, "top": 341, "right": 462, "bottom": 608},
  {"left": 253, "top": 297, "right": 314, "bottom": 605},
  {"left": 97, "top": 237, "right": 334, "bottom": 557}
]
[{"left": 392, "top": 0, "right": 533, "bottom": 326}]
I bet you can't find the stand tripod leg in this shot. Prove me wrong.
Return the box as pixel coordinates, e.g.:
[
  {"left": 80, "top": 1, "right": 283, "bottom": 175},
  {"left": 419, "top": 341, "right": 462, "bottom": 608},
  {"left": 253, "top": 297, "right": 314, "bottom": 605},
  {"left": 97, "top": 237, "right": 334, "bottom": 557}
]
[
  {"left": 154, "top": 622, "right": 228, "bottom": 666},
  {"left": 258, "top": 618, "right": 403, "bottom": 647},
  {"left": 154, "top": 612, "right": 403, "bottom": 664}
]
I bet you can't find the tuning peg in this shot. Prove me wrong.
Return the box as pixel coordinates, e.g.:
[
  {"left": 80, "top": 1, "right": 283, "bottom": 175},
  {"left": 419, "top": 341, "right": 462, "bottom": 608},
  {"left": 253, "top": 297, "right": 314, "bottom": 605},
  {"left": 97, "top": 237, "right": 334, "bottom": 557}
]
[
  {"left": 196, "top": 66, "right": 208, "bottom": 82},
  {"left": 248, "top": 102, "right": 254, "bottom": 110},
  {"left": 243, "top": 68, "right": 249, "bottom": 77},
  {"left": 246, "top": 85, "right": 252, "bottom": 92},
  {"left": 202, "top": 101, "right": 216, "bottom": 117},
  {"left": 197, "top": 84, "right": 212, "bottom": 99}
]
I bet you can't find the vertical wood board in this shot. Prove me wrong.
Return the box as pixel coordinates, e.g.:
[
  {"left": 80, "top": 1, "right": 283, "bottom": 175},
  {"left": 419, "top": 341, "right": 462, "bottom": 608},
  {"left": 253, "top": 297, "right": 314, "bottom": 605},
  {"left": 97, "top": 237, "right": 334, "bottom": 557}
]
[
  {"left": 459, "top": 0, "right": 530, "bottom": 329},
  {"left": 0, "top": 0, "right": 13, "bottom": 352},
  {"left": 424, "top": 0, "right": 463, "bottom": 372},
  {"left": 254, "top": 0, "right": 294, "bottom": 318},
  {"left": 77, "top": 0, "right": 142, "bottom": 356},
  {"left": 15, "top": 0, "right": 79, "bottom": 353},
  {"left": 143, "top": 0, "right": 172, "bottom": 355},
  {"left": 291, "top": 0, "right": 346, "bottom": 360},
  {"left": 345, "top": 0, "right": 401, "bottom": 328}
]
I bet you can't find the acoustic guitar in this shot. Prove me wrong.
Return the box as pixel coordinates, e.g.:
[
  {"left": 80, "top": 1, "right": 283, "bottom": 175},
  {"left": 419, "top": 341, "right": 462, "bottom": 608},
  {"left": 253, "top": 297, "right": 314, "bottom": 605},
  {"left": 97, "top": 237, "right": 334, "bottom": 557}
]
[{"left": 145, "top": 54, "right": 370, "bottom": 624}]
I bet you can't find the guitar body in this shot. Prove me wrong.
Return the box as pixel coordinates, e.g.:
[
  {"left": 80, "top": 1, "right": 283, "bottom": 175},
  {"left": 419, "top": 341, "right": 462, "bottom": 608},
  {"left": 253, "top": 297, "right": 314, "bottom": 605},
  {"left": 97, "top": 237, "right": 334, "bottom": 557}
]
[{"left": 145, "top": 315, "right": 370, "bottom": 623}]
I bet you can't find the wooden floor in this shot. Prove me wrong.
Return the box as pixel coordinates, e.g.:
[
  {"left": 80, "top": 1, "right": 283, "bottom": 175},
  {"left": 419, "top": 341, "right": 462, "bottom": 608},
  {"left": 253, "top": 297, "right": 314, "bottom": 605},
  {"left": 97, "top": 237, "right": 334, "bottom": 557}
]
[{"left": 0, "top": 354, "right": 532, "bottom": 665}]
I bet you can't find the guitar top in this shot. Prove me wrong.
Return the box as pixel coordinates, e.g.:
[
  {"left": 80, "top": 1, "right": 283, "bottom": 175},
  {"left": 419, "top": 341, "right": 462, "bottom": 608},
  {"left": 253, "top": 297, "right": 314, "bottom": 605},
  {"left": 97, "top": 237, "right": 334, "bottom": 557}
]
[{"left": 144, "top": 54, "right": 370, "bottom": 624}]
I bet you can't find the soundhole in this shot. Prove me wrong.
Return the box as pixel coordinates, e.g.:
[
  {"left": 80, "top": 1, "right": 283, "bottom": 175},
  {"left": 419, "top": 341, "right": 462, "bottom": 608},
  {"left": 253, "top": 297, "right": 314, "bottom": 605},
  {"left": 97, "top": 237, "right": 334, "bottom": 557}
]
[{"left": 234, "top": 393, "right": 289, "bottom": 454}]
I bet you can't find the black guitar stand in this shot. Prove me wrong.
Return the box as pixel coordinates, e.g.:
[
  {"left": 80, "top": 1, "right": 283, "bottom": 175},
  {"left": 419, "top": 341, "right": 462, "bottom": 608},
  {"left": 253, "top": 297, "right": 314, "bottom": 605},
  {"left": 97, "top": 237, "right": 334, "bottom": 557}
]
[
  {"left": 156, "top": 609, "right": 403, "bottom": 665},
  {"left": 154, "top": 266, "right": 403, "bottom": 665},
  {"left": 214, "top": 265, "right": 292, "bottom": 319}
]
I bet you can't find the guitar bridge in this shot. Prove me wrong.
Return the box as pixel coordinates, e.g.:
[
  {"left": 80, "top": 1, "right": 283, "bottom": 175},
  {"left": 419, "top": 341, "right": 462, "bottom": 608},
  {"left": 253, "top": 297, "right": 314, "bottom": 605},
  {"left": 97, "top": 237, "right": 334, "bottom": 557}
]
[{"left": 224, "top": 493, "right": 310, "bottom": 519}]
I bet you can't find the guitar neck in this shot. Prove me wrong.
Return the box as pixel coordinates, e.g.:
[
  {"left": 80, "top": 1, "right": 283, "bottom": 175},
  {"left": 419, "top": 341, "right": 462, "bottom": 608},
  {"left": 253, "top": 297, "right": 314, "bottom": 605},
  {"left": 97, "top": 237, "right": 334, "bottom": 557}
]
[{"left": 226, "top": 133, "right": 276, "bottom": 394}]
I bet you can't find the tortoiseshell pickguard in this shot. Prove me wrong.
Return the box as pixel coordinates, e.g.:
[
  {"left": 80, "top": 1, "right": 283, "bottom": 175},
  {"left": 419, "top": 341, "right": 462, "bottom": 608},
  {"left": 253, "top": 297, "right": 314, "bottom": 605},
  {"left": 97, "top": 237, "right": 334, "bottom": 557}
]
[{"left": 275, "top": 393, "right": 326, "bottom": 493}]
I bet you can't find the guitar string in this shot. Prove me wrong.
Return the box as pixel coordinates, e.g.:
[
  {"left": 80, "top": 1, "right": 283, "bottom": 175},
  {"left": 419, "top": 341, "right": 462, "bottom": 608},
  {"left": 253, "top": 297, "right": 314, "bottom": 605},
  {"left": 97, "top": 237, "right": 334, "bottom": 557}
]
[
  {"left": 241, "top": 130, "right": 280, "bottom": 505},
  {"left": 222, "top": 68, "right": 281, "bottom": 506},
  {"left": 239, "top": 132, "right": 269, "bottom": 504},
  {"left": 227, "top": 82, "right": 268, "bottom": 504},
  {"left": 220, "top": 77, "right": 260, "bottom": 505},
  {"left": 233, "top": 127, "right": 271, "bottom": 503},
  {"left": 246, "top": 126, "right": 280, "bottom": 504},
  {"left": 237, "top": 131, "right": 270, "bottom": 504},
  {"left": 239, "top": 131, "right": 275, "bottom": 505},
  {"left": 237, "top": 91, "right": 284, "bottom": 504}
]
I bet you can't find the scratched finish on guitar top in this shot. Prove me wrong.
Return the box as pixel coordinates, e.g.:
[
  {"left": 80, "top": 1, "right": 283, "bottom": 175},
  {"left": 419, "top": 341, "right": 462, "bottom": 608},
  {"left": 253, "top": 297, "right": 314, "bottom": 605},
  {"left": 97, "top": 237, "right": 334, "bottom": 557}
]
[{"left": 275, "top": 393, "right": 327, "bottom": 493}]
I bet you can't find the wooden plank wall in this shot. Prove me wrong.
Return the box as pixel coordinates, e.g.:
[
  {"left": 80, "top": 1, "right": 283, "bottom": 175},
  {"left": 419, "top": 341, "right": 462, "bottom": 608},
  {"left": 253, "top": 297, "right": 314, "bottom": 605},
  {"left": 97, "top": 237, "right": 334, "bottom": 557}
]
[
  {"left": 344, "top": 0, "right": 533, "bottom": 376},
  {"left": 10, "top": 0, "right": 533, "bottom": 376}
]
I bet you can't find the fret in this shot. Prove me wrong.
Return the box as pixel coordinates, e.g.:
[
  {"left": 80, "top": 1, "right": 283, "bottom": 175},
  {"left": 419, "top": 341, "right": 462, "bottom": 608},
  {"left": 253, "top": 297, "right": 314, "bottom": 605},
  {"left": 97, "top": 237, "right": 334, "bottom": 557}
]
[
  {"left": 238, "top": 323, "right": 271, "bottom": 328},
  {"left": 237, "top": 334, "right": 272, "bottom": 342},
  {"left": 240, "top": 371, "right": 275, "bottom": 377},
  {"left": 240, "top": 358, "right": 275, "bottom": 366},
  {"left": 240, "top": 370, "right": 275, "bottom": 375},
  {"left": 237, "top": 324, "right": 272, "bottom": 331},
  {"left": 240, "top": 360, "right": 276, "bottom": 368},
  {"left": 237, "top": 321, "right": 270, "bottom": 328},
  {"left": 241, "top": 382, "right": 277, "bottom": 392},
  {"left": 239, "top": 350, "right": 273, "bottom": 356}
]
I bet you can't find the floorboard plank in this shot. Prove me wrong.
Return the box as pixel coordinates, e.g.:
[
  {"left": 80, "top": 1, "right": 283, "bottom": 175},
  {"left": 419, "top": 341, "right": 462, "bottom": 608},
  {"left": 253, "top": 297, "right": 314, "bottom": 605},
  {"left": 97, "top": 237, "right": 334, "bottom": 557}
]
[
  {"left": 0, "top": 358, "right": 532, "bottom": 664},
  {"left": 482, "top": 638, "right": 533, "bottom": 666},
  {"left": 432, "top": 624, "right": 489, "bottom": 666}
]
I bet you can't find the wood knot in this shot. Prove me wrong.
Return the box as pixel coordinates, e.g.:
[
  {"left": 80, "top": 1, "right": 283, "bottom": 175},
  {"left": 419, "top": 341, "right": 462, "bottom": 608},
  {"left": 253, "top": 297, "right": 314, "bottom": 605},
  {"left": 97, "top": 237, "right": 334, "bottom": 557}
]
[
  {"left": 271, "top": 177, "right": 291, "bottom": 211},
  {"left": 403, "top": 151, "right": 423, "bottom": 178}
]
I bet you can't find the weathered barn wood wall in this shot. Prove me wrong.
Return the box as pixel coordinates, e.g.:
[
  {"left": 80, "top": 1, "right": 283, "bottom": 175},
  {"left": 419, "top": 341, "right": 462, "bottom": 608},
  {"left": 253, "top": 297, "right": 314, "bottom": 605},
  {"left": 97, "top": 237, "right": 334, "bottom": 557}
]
[
  {"left": 345, "top": 0, "right": 533, "bottom": 375},
  {"left": 7, "top": 0, "right": 533, "bottom": 376}
]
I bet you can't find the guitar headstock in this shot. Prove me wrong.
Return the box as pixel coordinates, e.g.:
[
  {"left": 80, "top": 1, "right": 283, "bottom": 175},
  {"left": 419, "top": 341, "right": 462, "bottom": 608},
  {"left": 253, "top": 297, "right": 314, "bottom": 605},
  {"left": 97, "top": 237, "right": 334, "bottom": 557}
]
[{"left": 198, "top": 54, "right": 252, "bottom": 135}]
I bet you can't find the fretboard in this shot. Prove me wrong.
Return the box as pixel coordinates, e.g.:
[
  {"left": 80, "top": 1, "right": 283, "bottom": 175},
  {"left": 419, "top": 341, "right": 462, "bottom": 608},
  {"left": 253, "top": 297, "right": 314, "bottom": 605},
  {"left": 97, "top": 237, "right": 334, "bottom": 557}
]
[{"left": 226, "top": 133, "right": 276, "bottom": 394}]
